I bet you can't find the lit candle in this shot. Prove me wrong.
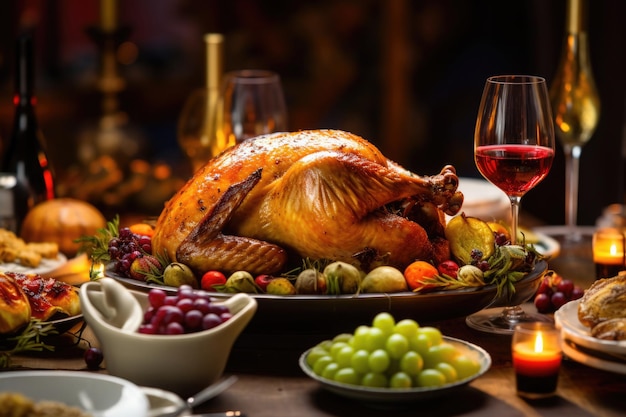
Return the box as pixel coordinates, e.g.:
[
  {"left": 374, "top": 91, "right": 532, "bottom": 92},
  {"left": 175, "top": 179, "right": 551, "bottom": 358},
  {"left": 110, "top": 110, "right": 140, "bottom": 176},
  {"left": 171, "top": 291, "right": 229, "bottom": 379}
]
[
  {"left": 593, "top": 227, "right": 625, "bottom": 279},
  {"left": 512, "top": 323, "right": 562, "bottom": 398}
]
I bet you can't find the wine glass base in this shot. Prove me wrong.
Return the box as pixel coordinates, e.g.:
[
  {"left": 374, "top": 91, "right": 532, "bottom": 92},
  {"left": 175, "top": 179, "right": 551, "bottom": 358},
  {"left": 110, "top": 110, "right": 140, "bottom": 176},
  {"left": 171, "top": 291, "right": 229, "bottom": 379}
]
[{"left": 466, "top": 306, "right": 553, "bottom": 335}]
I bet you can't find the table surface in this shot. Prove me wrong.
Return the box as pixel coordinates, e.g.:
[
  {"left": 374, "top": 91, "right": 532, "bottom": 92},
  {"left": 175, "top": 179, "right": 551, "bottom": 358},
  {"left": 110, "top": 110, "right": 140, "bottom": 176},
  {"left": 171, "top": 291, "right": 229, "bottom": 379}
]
[{"left": 4, "top": 229, "right": 626, "bottom": 417}]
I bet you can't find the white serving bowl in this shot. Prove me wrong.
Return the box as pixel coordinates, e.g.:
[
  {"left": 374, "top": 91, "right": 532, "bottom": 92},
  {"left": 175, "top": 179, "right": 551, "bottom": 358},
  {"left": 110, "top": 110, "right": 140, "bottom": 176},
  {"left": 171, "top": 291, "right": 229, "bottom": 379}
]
[
  {"left": 80, "top": 278, "right": 257, "bottom": 397},
  {"left": 0, "top": 370, "right": 149, "bottom": 417}
]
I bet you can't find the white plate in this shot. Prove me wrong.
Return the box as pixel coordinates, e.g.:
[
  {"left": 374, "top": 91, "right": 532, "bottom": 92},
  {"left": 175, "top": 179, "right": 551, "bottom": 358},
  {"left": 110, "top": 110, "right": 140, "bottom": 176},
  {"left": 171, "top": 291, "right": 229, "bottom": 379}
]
[
  {"left": 562, "top": 338, "right": 626, "bottom": 375},
  {"left": 299, "top": 336, "right": 491, "bottom": 404},
  {"left": 554, "top": 299, "right": 626, "bottom": 356},
  {"left": 456, "top": 177, "right": 510, "bottom": 221},
  {"left": 0, "top": 370, "right": 149, "bottom": 417},
  {"left": 0, "top": 253, "right": 68, "bottom": 275}
]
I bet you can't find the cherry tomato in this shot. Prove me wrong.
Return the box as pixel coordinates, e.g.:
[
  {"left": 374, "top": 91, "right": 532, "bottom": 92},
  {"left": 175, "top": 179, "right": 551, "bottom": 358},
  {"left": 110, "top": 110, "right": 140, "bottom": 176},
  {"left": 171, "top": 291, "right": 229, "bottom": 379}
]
[
  {"left": 437, "top": 260, "right": 459, "bottom": 278},
  {"left": 254, "top": 274, "right": 273, "bottom": 292},
  {"left": 201, "top": 271, "right": 227, "bottom": 291}
]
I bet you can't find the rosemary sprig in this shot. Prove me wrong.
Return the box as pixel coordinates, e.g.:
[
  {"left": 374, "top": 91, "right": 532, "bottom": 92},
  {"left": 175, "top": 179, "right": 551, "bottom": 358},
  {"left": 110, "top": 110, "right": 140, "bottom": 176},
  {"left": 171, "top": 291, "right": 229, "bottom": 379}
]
[
  {"left": 75, "top": 215, "right": 120, "bottom": 263},
  {"left": 0, "top": 319, "right": 57, "bottom": 368}
]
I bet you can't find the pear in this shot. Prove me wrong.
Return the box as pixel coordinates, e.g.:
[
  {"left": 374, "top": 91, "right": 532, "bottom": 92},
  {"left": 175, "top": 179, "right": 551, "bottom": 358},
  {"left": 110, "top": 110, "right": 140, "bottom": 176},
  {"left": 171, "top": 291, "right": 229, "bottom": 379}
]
[
  {"left": 445, "top": 213, "right": 495, "bottom": 264},
  {"left": 361, "top": 266, "right": 408, "bottom": 293},
  {"left": 163, "top": 262, "right": 198, "bottom": 288}
]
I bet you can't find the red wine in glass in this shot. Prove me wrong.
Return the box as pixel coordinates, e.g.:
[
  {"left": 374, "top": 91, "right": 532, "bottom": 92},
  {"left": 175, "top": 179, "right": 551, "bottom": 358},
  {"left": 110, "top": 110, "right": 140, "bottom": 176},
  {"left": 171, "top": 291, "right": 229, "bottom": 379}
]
[{"left": 475, "top": 144, "right": 554, "bottom": 197}]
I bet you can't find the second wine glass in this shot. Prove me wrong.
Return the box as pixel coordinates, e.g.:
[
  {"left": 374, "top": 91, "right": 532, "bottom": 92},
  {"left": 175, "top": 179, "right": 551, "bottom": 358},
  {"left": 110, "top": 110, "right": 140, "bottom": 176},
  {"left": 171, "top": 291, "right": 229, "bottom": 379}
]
[
  {"left": 218, "top": 69, "right": 288, "bottom": 145},
  {"left": 467, "top": 75, "right": 555, "bottom": 334}
]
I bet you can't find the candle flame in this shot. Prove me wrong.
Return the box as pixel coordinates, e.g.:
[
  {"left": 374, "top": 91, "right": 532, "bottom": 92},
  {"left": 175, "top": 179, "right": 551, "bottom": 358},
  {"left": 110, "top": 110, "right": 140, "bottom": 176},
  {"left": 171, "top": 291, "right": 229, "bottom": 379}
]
[
  {"left": 610, "top": 243, "right": 619, "bottom": 256},
  {"left": 534, "top": 331, "right": 544, "bottom": 352}
]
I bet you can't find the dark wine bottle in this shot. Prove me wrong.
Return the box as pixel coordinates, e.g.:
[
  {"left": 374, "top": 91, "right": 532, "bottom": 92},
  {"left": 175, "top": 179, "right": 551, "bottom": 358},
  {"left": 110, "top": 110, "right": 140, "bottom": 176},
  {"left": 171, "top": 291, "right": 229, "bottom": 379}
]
[{"left": 1, "top": 33, "right": 56, "bottom": 233}]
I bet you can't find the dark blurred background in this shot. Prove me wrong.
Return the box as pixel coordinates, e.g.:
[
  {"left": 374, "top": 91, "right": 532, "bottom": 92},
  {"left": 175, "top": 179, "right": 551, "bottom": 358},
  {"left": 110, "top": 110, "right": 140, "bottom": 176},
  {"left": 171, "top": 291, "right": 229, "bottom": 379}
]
[{"left": 0, "top": 0, "right": 624, "bottom": 225}]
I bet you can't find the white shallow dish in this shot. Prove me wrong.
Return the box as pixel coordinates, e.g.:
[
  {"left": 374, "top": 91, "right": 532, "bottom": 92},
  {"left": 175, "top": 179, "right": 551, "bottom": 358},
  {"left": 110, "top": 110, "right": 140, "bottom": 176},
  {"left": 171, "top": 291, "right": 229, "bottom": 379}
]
[
  {"left": 0, "top": 370, "right": 149, "bottom": 417},
  {"left": 299, "top": 336, "right": 491, "bottom": 404},
  {"left": 554, "top": 299, "right": 626, "bottom": 356},
  {"left": 0, "top": 253, "right": 68, "bottom": 275},
  {"left": 555, "top": 299, "right": 626, "bottom": 374},
  {"left": 562, "top": 339, "right": 626, "bottom": 375}
]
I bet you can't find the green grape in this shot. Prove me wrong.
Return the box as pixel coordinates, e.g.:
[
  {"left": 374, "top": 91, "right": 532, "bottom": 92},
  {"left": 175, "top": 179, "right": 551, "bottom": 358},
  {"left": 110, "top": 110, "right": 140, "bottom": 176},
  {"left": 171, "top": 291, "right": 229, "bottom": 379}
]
[
  {"left": 321, "top": 362, "right": 340, "bottom": 380},
  {"left": 393, "top": 319, "right": 419, "bottom": 339},
  {"left": 416, "top": 369, "right": 446, "bottom": 388},
  {"left": 351, "top": 325, "right": 370, "bottom": 350},
  {"left": 330, "top": 341, "right": 349, "bottom": 359},
  {"left": 350, "top": 349, "right": 370, "bottom": 374},
  {"left": 399, "top": 351, "right": 423, "bottom": 376},
  {"left": 333, "top": 333, "right": 353, "bottom": 344},
  {"left": 386, "top": 333, "right": 409, "bottom": 359},
  {"left": 336, "top": 345, "right": 355, "bottom": 368},
  {"left": 334, "top": 367, "right": 360, "bottom": 385},
  {"left": 306, "top": 347, "right": 330, "bottom": 368},
  {"left": 368, "top": 349, "right": 390, "bottom": 373},
  {"left": 372, "top": 312, "right": 395, "bottom": 335},
  {"left": 361, "top": 372, "right": 388, "bottom": 388},
  {"left": 451, "top": 355, "right": 481, "bottom": 380},
  {"left": 365, "top": 327, "right": 387, "bottom": 352},
  {"left": 417, "top": 326, "right": 443, "bottom": 346},
  {"left": 313, "top": 355, "right": 334, "bottom": 375},
  {"left": 423, "top": 343, "right": 457, "bottom": 369},
  {"left": 408, "top": 333, "right": 431, "bottom": 357},
  {"left": 435, "top": 362, "right": 458, "bottom": 383},
  {"left": 317, "top": 340, "right": 333, "bottom": 351},
  {"left": 389, "top": 371, "right": 413, "bottom": 388}
]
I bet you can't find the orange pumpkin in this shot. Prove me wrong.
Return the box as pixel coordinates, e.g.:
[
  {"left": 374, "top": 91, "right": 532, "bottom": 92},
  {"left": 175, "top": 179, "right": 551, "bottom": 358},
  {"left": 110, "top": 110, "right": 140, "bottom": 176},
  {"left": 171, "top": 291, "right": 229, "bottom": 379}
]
[{"left": 20, "top": 198, "right": 106, "bottom": 257}]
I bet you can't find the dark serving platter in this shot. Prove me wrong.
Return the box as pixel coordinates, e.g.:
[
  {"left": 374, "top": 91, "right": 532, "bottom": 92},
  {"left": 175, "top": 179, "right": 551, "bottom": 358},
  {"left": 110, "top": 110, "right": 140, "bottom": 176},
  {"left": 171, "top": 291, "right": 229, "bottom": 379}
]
[{"left": 107, "top": 260, "right": 548, "bottom": 334}]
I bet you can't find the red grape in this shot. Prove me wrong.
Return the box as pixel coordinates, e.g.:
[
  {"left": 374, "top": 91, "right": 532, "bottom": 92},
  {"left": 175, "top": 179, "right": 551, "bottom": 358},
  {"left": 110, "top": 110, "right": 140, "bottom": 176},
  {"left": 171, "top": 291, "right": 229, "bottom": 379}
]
[
  {"left": 534, "top": 293, "right": 552, "bottom": 313},
  {"left": 84, "top": 347, "right": 104, "bottom": 369},
  {"left": 532, "top": 272, "right": 586, "bottom": 313},
  {"left": 556, "top": 279, "right": 574, "bottom": 297},
  {"left": 140, "top": 286, "right": 232, "bottom": 335}
]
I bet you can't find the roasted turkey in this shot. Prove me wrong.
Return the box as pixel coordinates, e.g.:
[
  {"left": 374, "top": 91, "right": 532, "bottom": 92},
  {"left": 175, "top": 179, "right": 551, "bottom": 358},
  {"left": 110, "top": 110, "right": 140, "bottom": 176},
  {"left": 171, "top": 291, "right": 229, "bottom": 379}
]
[{"left": 152, "top": 130, "right": 463, "bottom": 276}]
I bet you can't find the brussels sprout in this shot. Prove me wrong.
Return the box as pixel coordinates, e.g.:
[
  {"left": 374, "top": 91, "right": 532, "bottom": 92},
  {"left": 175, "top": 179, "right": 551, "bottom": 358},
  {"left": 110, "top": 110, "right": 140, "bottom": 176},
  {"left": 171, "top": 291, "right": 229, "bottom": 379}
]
[
  {"left": 323, "top": 261, "right": 362, "bottom": 294},
  {"left": 295, "top": 269, "right": 326, "bottom": 294},
  {"left": 457, "top": 265, "right": 484, "bottom": 286}
]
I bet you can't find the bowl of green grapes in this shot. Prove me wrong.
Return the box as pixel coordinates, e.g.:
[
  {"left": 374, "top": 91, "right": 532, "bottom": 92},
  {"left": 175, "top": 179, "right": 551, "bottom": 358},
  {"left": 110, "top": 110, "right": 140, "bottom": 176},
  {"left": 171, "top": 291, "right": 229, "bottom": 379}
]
[{"left": 299, "top": 312, "right": 491, "bottom": 404}]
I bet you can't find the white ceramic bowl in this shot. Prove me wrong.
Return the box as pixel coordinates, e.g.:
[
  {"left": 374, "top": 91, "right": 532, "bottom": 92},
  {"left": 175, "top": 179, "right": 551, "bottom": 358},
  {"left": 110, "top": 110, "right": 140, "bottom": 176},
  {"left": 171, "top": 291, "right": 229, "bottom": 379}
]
[
  {"left": 0, "top": 370, "right": 149, "bottom": 417},
  {"left": 80, "top": 278, "right": 257, "bottom": 397}
]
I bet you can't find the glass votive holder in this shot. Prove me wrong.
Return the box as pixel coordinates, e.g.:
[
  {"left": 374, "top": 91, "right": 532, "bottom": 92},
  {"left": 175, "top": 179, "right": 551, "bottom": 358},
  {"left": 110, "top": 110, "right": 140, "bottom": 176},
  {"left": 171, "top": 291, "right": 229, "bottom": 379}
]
[
  {"left": 512, "top": 322, "right": 562, "bottom": 399},
  {"left": 592, "top": 227, "right": 626, "bottom": 279}
]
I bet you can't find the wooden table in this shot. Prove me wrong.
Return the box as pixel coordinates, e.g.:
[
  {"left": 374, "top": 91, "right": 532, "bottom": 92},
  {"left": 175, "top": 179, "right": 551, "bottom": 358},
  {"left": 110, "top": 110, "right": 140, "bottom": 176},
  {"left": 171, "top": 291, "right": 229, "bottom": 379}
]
[{"left": 5, "top": 228, "right": 626, "bottom": 417}]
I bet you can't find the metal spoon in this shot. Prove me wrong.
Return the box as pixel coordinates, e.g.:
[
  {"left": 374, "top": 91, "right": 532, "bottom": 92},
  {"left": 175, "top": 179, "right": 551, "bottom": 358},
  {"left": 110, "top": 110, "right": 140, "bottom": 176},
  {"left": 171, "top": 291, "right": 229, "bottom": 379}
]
[{"left": 174, "top": 375, "right": 239, "bottom": 416}]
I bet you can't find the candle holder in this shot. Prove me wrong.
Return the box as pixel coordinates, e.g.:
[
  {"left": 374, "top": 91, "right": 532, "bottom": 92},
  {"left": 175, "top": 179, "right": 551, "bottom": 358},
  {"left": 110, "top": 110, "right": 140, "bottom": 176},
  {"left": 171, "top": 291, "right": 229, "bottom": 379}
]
[
  {"left": 512, "top": 322, "right": 562, "bottom": 399},
  {"left": 592, "top": 227, "right": 626, "bottom": 279}
]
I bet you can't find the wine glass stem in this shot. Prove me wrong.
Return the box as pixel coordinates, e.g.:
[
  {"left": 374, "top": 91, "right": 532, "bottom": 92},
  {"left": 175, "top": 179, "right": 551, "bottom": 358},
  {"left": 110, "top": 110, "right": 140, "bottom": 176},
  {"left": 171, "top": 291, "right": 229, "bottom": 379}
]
[
  {"left": 564, "top": 144, "right": 582, "bottom": 240},
  {"left": 509, "top": 196, "right": 521, "bottom": 245}
]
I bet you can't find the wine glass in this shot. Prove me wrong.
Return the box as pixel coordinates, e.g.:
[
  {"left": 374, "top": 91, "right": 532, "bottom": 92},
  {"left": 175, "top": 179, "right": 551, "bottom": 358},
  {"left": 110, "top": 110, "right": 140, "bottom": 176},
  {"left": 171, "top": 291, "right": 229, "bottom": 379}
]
[
  {"left": 466, "top": 75, "right": 556, "bottom": 334},
  {"left": 218, "top": 69, "right": 288, "bottom": 145}
]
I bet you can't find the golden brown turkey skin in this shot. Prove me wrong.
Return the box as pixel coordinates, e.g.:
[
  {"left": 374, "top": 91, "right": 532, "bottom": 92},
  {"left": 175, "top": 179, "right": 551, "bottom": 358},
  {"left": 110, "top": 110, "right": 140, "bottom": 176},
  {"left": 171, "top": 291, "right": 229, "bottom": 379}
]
[{"left": 152, "top": 130, "right": 463, "bottom": 276}]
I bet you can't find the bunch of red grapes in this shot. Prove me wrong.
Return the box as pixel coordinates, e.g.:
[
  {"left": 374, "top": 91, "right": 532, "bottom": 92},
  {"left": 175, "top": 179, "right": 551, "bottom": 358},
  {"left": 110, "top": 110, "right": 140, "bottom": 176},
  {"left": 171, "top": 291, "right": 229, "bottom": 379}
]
[
  {"left": 138, "top": 285, "right": 233, "bottom": 335},
  {"left": 107, "top": 227, "right": 153, "bottom": 277},
  {"left": 533, "top": 271, "right": 584, "bottom": 313}
]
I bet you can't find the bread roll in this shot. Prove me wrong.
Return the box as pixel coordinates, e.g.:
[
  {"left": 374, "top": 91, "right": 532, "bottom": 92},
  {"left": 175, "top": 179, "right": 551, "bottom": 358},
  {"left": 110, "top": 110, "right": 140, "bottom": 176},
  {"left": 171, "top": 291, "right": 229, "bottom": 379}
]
[
  {"left": 591, "top": 318, "right": 626, "bottom": 341},
  {"left": 578, "top": 275, "right": 626, "bottom": 328}
]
